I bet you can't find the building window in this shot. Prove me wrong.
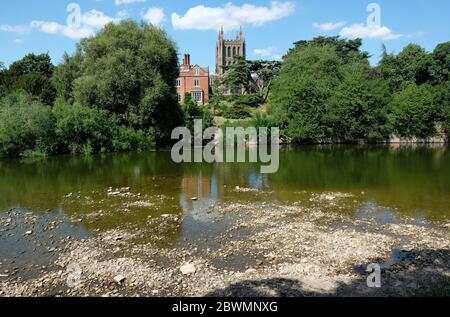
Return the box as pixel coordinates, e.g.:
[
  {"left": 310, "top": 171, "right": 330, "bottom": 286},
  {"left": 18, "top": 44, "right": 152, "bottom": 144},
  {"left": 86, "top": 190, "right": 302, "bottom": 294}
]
[
  {"left": 194, "top": 79, "right": 200, "bottom": 87},
  {"left": 194, "top": 68, "right": 200, "bottom": 76},
  {"left": 237, "top": 47, "right": 240, "bottom": 55},
  {"left": 233, "top": 47, "right": 236, "bottom": 57},
  {"left": 176, "top": 79, "right": 181, "bottom": 87},
  {"left": 191, "top": 91, "right": 203, "bottom": 103},
  {"left": 177, "top": 93, "right": 182, "bottom": 102},
  {"left": 227, "top": 46, "right": 231, "bottom": 57}
]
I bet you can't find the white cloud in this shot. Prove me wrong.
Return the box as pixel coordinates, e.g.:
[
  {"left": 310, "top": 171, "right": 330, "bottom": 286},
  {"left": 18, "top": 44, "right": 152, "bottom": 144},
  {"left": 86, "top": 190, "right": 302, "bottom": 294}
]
[
  {"left": 28, "top": 10, "right": 126, "bottom": 39},
  {"left": 142, "top": 8, "right": 165, "bottom": 26},
  {"left": 312, "top": 21, "right": 346, "bottom": 32},
  {"left": 115, "top": 0, "right": 145, "bottom": 5},
  {"left": 30, "top": 21, "right": 96, "bottom": 39},
  {"left": 14, "top": 39, "right": 24, "bottom": 44},
  {"left": 0, "top": 24, "right": 30, "bottom": 34},
  {"left": 405, "top": 31, "right": 426, "bottom": 39},
  {"left": 81, "top": 9, "right": 115, "bottom": 28},
  {"left": 253, "top": 47, "right": 283, "bottom": 60},
  {"left": 172, "top": 1, "right": 295, "bottom": 31},
  {"left": 339, "top": 24, "right": 402, "bottom": 40}
]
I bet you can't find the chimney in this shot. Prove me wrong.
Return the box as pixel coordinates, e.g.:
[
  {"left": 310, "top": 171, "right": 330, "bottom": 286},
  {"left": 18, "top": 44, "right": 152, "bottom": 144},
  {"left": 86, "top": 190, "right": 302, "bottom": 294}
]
[{"left": 183, "top": 54, "right": 191, "bottom": 66}]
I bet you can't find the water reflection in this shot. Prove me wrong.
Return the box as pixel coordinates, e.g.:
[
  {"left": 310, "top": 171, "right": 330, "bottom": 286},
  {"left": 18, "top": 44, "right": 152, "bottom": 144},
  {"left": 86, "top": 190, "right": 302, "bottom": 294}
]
[{"left": 0, "top": 145, "right": 448, "bottom": 222}]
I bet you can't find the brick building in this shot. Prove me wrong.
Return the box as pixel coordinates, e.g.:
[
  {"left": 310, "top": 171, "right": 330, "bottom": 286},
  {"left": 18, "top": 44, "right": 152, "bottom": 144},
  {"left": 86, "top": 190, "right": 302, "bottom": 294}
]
[{"left": 176, "top": 54, "right": 210, "bottom": 105}]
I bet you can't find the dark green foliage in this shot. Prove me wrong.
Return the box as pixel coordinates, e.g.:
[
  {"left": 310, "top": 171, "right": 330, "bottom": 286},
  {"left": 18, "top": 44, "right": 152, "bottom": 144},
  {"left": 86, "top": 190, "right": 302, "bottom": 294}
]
[
  {"left": 387, "top": 84, "right": 438, "bottom": 138},
  {"left": 3, "top": 53, "right": 56, "bottom": 105},
  {"left": 222, "top": 56, "right": 251, "bottom": 92},
  {"left": 379, "top": 44, "right": 434, "bottom": 92},
  {"left": 53, "top": 100, "right": 116, "bottom": 155},
  {"left": 430, "top": 42, "right": 450, "bottom": 83},
  {"left": 223, "top": 104, "right": 252, "bottom": 119},
  {"left": 271, "top": 43, "right": 347, "bottom": 142},
  {"left": 229, "top": 93, "right": 262, "bottom": 108},
  {"left": 53, "top": 51, "right": 83, "bottom": 103},
  {"left": 0, "top": 91, "right": 56, "bottom": 157},
  {"left": 432, "top": 81, "right": 450, "bottom": 134},
  {"left": 0, "top": 61, "right": 6, "bottom": 98},
  {"left": 0, "top": 21, "right": 182, "bottom": 158},
  {"left": 293, "top": 36, "right": 370, "bottom": 62},
  {"left": 112, "top": 126, "right": 155, "bottom": 152},
  {"left": 69, "top": 21, "right": 182, "bottom": 144},
  {"left": 183, "top": 93, "right": 213, "bottom": 131},
  {"left": 270, "top": 37, "right": 448, "bottom": 143},
  {"left": 248, "top": 60, "right": 282, "bottom": 103}
]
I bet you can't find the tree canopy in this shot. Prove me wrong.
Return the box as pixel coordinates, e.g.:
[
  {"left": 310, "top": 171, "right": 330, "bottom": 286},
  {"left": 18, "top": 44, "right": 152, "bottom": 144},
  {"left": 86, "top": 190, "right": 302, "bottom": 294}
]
[
  {"left": 269, "top": 37, "right": 448, "bottom": 143},
  {"left": 2, "top": 53, "right": 56, "bottom": 105},
  {"left": 0, "top": 20, "right": 184, "bottom": 157}
]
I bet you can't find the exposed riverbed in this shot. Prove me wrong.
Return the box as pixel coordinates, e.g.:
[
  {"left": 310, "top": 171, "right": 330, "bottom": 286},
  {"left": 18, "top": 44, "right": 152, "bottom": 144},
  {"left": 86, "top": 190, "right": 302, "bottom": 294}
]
[{"left": 0, "top": 146, "right": 449, "bottom": 296}]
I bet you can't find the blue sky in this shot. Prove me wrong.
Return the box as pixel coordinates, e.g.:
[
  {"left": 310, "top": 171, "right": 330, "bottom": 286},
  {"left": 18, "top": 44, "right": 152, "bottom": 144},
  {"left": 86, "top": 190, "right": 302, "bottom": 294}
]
[{"left": 1, "top": 0, "right": 449, "bottom": 71}]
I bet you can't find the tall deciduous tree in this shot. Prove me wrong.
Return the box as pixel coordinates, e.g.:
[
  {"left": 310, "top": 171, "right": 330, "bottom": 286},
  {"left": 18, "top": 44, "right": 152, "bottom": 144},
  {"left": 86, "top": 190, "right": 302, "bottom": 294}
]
[
  {"left": 248, "top": 60, "right": 281, "bottom": 103},
  {"left": 4, "top": 53, "right": 56, "bottom": 105},
  {"left": 387, "top": 83, "right": 438, "bottom": 138},
  {"left": 223, "top": 56, "right": 251, "bottom": 93},
  {"left": 379, "top": 44, "right": 433, "bottom": 92},
  {"left": 430, "top": 41, "right": 450, "bottom": 83},
  {"left": 53, "top": 50, "right": 83, "bottom": 103},
  {"left": 65, "top": 21, "right": 182, "bottom": 144}
]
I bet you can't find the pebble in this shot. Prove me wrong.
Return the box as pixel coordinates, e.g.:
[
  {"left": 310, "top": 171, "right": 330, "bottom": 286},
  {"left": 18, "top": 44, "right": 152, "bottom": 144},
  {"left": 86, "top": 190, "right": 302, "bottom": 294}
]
[
  {"left": 180, "top": 263, "right": 196, "bottom": 275},
  {"left": 114, "top": 275, "right": 126, "bottom": 285}
]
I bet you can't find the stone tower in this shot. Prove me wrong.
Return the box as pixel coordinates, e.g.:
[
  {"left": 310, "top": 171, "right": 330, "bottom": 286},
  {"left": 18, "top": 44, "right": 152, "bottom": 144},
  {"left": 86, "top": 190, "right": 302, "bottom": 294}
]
[{"left": 215, "top": 26, "right": 246, "bottom": 75}]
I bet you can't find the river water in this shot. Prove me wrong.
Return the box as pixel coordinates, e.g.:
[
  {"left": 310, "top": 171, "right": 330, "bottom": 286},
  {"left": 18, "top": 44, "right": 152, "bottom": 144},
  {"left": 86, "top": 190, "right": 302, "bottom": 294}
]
[{"left": 0, "top": 145, "right": 449, "bottom": 279}]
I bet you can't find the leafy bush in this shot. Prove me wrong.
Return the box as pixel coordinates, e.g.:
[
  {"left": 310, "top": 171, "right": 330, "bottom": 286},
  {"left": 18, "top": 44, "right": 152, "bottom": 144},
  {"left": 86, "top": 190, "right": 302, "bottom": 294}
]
[
  {"left": 183, "top": 93, "right": 214, "bottom": 131},
  {"left": 0, "top": 91, "right": 56, "bottom": 157},
  {"left": 53, "top": 100, "right": 116, "bottom": 155},
  {"left": 229, "top": 93, "right": 263, "bottom": 108},
  {"left": 112, "top": 126, "right": 155, "bottom": 152},
  {"left": 387, "top": 84, "right": 438, "bottom": 138},
  {"left": 223, "top": 104, "right": 252, "bottom": 119}
]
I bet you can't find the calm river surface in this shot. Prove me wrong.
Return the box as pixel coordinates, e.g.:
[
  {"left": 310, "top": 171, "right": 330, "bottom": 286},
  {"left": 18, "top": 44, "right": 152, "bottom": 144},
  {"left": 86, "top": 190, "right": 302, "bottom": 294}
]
[{"left": 0, "top": 145, "right": 449, "bottom": 278}]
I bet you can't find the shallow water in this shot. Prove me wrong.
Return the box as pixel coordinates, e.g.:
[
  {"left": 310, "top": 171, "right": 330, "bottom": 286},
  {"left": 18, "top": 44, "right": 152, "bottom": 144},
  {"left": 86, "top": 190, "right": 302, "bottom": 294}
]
[{"left": 0, "top": 145, "right": 449, "bottom": 279}]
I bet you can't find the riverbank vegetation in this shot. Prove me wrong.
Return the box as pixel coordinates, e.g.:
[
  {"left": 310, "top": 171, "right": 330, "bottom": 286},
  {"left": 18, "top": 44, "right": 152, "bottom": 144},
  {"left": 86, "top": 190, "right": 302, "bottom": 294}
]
[
  {"left": 216, "top": 37, "right": 449, "bottom": 144},
  {"left": 0, "top": 22, "right": 449, "bottom": 157},
  {"left": 0, "top": 21, "right": 182, "bottom": 158}
]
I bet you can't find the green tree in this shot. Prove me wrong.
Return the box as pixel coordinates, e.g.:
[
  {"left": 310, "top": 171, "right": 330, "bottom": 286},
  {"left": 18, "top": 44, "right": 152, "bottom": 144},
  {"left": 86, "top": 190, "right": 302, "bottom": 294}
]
[
  {"left": 53, "top": 51, "right": 83, "bottom": 103},
  {"left": 0, "top": 61, "right": 5, "bottom": 98},
  {"left": 183, "top": 93, "right": 213, "bottom": 131},
  {"left": 379, "top": 44, "right": 433, "bottom": 92},
  {"left": 271, "top": 36, "right": 389, "bottom": 143},
  {"left": 325, "top": 66, "right": 390, "bottom": 141},
  {"left": 430, "top": 41, "right": 450, "bottom": 83},
  {"left": 293, "top": 36, "right": 370, "bottom": 62},
  {"left": 271, "top": 43, "right": 344, "bottom": 142},
  {"left": 223, "top": 56, "right": 251, "bottom": 93},
  {"left": 70, "top": 21, "right": 182, "bottom": 144},
  {"left": 248, "top": 60, "right": 282, "bottom": 103},
  {"left": 0, "top": 91, "right": 56, "bottom": 157},
  {"left": 433, "top": 81, "right": 450, "bottom": 135},
  {"left": 53, "top": 100, "right": 116, "bottom": 155},
  {"left": 6, "top": 53, "right": 56, "bottom": 105},
  {"left": 387, "top": 83, "right": 438, "bottom": 138}
]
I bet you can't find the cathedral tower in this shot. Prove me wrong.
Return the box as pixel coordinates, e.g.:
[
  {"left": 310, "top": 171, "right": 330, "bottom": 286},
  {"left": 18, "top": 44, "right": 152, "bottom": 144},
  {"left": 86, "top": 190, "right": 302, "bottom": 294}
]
[{"left": 215, "top": 26, "right": 246, "bottom": 75}]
